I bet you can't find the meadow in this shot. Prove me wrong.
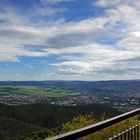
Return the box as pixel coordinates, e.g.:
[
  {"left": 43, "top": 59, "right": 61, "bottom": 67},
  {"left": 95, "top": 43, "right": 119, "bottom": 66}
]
[{"left": 0, "top": 85, "right": 81, "bottom": 97}]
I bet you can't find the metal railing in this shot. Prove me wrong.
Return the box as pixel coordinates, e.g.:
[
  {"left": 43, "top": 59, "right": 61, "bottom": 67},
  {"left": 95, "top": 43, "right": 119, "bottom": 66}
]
[
  {"left": 108, "top": 123, "right": 140, "bottom": 140},
  {"left": 47, "top": 108, "right": 140, "bottom": 140}
]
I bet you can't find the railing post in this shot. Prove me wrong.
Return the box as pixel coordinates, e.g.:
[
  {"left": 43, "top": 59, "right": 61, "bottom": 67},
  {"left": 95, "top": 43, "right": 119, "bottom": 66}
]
[
  {"left": 137, "top": 124, "right": 139, "bottom": 140},
  {"left": 128, "top": 129, "right": 130, "bottom": 140},
  {"left": 131, "top": 127, "right": 133, "bottom": 140}
]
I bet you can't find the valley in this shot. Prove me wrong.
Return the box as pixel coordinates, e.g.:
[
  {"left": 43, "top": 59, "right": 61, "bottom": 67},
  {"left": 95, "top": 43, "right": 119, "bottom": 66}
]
[{"left": 0, "top": 80, "right": 140, "bottom": 111}]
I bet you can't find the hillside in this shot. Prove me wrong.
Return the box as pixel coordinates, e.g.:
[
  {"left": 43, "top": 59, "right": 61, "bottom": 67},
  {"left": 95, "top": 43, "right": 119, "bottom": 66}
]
[
  {"left": 0, "top": 103, "right": 121, "bottom": 128},
  {"left": 0, "top": 103, "right": 121, "bottom": 139},
  {"left": 0, "top": 116, "right": 43, "bottom": 140}
]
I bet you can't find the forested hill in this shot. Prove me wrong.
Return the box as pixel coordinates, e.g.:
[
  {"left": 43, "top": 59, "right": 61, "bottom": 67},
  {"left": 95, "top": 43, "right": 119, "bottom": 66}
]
[
  {"left": 0, "top": 103, "right": 121, "bottom": 139},
  {"left": 0, "top": 103, "right": 121, "bottom": 128}
]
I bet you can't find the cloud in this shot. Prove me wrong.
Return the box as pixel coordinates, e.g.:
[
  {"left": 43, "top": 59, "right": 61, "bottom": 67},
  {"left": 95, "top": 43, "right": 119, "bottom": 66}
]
[
  {"left": 0, "top": 0, "right": 140, "bottom": 80},
  {"left": 0, "top": 42, "right": 47, "bottom": 62},
  {"left": 40, "top": 0, "right": 75, "bottom": 5},
  {"left": 0, "top": 0, "right": 67, "bottom": 26},
  {"left": 131, "top": 31, "right": 140, "bottom": 37},
  {"left": 0, "top": 16, "right": 118, "bottom": 62},
  {"left": 0, "top": 6, "right": 29, "bottom": 25},
  {"left": 51, "top": 61, "right": 93, "bottom": 75},
  {"left": 95, "top": 0, "right": 122, "bottom": 7}
]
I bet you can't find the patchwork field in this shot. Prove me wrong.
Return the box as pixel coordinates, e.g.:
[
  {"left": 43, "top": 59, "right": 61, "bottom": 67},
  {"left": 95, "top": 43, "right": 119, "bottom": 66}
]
[{"left": 0, "top": 85, "right": 81, "bottom": 97}]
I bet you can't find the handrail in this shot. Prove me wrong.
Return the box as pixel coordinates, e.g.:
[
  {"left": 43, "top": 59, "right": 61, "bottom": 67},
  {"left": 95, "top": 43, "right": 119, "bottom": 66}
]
[{"left": 46, "top": 108, "right": 140, "bottom": 140}]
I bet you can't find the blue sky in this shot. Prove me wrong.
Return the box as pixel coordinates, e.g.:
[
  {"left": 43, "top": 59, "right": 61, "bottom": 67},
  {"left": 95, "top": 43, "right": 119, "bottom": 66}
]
[{"left": 0, "top": 0, "right": 140, "bottom": 81}]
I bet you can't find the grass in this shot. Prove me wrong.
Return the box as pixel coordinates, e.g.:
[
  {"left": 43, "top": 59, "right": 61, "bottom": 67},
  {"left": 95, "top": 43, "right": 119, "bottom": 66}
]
[{"left": 0, "top": 85, "right": 81, "bottom": 97}]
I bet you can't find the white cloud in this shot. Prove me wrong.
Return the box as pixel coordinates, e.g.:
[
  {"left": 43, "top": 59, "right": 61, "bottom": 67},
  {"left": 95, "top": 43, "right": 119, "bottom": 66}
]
[
  {"left": 96, "top": 0, "right": 122, "bottom": 7},
  {"left": 131, "top": 31, "right": 140, "bottom": 37},
  {"left": 40, "top": 0, "right": 75, "bottom": 5},
  {"left": 51, "top": 61, "right": 93, "bottom": 74},
  {"left": 0, "top": 0, "right": 140, "bottom": 80},
  {"left": 0, "top": 16, "right": 116, "bottom": 62},
  {"left": 0, "top": 42, "right": 47, "bottom": 62},
  {"left": 0, "top": 6, "right": 29, "bottom": 25}
]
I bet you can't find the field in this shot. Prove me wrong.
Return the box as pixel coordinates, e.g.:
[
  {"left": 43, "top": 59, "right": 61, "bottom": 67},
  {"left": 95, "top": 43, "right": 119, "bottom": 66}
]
[{"left": 0, "top": 85, "right": 81, "bottom": 97}]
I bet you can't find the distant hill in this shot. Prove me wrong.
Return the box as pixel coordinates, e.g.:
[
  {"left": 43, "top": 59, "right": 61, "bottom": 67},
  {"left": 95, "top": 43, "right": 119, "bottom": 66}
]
[
  {"left": 0, "top": 80, "right": 140, "bottom": 94},
  {"left": 0, "top": 103, "right": 121, "bottom": 139}
]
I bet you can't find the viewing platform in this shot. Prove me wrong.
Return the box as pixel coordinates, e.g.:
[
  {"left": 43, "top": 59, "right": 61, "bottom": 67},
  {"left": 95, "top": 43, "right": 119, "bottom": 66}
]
[{"left": 47, "top": 108, "right": 140, "bottom": 140}]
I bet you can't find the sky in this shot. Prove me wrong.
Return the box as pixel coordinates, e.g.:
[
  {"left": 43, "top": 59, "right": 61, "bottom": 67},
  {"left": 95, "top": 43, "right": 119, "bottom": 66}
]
[{"left": 0, "top": 0, "right": 140, "bottom": 81}]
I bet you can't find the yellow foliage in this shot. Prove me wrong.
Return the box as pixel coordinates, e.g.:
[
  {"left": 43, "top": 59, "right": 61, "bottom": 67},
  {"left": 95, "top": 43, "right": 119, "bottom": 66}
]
[
  {"left": 60, "top": 113, "right": 140, "bottom": 140},
  {"left": 61, "top": 113, "right": 96, "bottom": 134}
]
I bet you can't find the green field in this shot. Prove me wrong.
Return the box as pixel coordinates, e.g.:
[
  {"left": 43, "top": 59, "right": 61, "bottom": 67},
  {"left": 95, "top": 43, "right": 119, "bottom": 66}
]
[{"left": 0, "top": 85, "right": 81, "bottom": 97}]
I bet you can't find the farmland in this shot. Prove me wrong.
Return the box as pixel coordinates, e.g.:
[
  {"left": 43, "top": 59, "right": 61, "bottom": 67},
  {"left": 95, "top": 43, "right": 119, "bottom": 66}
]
[{"left": 0, "top": 85, "right": 81, "bottom": 97}]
